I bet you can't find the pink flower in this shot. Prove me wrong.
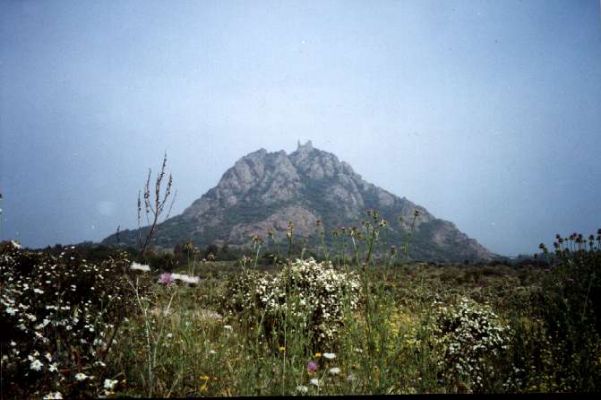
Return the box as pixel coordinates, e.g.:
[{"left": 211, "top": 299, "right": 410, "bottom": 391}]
[
  {"left": 307, "top": 360, "right": 318, "bottom": 374},
  {"left": 159, "top": 273, "right": 174, "bottom": 285}
]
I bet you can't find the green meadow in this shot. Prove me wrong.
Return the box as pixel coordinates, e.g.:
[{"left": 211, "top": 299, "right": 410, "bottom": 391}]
[{"left": 2, "top": 217, "right": 600, "bottom": 398}]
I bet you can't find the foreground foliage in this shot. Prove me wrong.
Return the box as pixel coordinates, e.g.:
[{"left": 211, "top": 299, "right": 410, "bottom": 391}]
[
  {"left": 222, "top": 258, "right": 361, "bottom": 349},
  {"left": 2, "top": 228, "right": 601, "bottom": 397},
  {"left": 0, "top": 241, "right": 149, "bottom": 398},
  {"left": 434, "top": 296, "right": 511, "bottom": 392}
]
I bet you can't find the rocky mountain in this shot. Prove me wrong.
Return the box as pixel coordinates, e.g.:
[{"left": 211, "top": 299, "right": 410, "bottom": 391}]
[{"left": 103, "top": 141, "right": 496, "bottom": 262}]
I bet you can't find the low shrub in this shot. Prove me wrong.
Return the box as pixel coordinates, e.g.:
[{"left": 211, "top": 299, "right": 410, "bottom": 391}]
[
  {"left": 434, "top": 296, "right": 511, "bottom": 393},
  {"left": 222, "top": 258, "right": 360, "bottom": 348},
  {"left": 0, "top": 241, "right": 147, "bottom": 399},
  {"left": 533, "top": 230, "right": 601, "bottom": 391}
]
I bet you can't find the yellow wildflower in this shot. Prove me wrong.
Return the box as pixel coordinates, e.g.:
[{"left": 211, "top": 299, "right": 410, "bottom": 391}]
[{"left": 199, "top": 375, "right": 210, "bottom": 393}]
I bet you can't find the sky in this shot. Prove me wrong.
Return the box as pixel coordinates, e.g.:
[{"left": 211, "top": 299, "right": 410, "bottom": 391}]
[{"left": 1, "top": 0, "right": 600, "bottom": 257}]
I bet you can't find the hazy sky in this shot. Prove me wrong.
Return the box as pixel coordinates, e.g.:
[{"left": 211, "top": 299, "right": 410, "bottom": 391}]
[{"left": 1, "top": 0, "right": 600, "bottom": 256}]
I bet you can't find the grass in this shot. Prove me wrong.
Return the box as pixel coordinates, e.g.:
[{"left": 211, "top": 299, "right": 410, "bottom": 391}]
[
  {"left": 2, "top": 221, "right": 601, "bottom": 397},
  {"left": 106, "top": 263, "right": 533, "bottom": 396}
]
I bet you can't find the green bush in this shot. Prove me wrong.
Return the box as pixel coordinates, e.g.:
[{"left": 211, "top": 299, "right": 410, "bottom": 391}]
[
  {"left": 533, "top": 231, "right": 601, "bottom": 391},
  {"left": 222, "top": 258, "right": 360, "bottom": 349},
  {"left": 434, "top": 296, "right": 511, "bottom": 393},
  {"left": 0, "top": 241, "right": 148, "bottom": 399}
]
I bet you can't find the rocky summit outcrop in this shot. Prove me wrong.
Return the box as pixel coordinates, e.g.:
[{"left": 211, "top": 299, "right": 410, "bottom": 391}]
[{"left": 103, "top": 141, "right": 497, "bottom": 262}]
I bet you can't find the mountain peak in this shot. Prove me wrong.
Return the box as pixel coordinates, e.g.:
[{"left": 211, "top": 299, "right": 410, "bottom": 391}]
[
  {"left": 296, "top": 140, "right": 314, "bottom": 153},
  {"left": 242, "top": 148, "right": 268, "bottom": 160},
  {"left": 103, "top": 145, "right": 497, "bottom": 262}
]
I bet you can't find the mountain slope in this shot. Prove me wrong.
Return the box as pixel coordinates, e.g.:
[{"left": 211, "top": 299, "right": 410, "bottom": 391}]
[{"left": 103, "top": 141, "right": 496, "bottom": 262}]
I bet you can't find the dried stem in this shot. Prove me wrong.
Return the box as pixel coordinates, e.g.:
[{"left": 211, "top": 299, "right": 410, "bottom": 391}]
[{"left": 139, "top": 153, "right": 175, "bottom": 256}]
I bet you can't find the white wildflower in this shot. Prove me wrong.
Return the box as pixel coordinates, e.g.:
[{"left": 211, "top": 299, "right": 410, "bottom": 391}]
[
  {"left": 172, "top": 273, "right": 200, "bottom": 284},
  {"left": 43, "top": 392, "right": 63, "bottom": 399},
  {"left": 328, "top": 367, "right": 341, "bottom": 375},
  {"left": 309, "top": 378, "right": 320, "bottom": 386},
  {"left": 75, "top": 372, "right": 88, "bottom": 381},
  {"left": 30, "top": 359, "right": 43, "bottom": 371},
  {"left": 296, "top": 385, "right": 309, "bottom": 393},
  {"left": 130, "top": 262, "right": 151, "bottom": 272},
  {"left": 35, "top": 319, "right": 51, "bottom": 330},
  {"left": 323, "top": 352, "right": 336, "bottom": 360},
  {"left": 103, "top": 378, "right": 118, "bottom": 390}
]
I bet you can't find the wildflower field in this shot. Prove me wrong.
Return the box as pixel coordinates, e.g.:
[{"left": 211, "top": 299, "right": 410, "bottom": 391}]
[{"left": 2, "top": 219, "right": 601, "bottom": 397}]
